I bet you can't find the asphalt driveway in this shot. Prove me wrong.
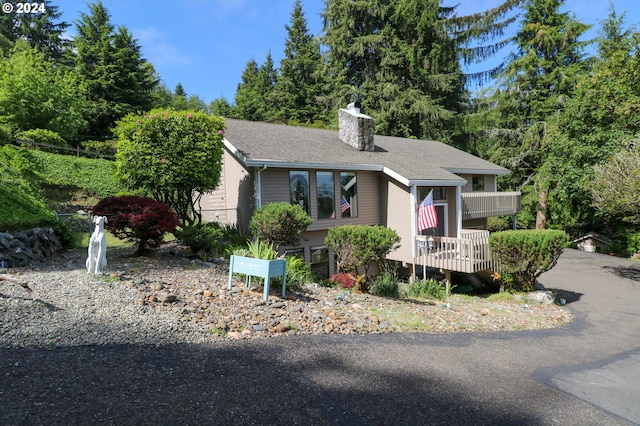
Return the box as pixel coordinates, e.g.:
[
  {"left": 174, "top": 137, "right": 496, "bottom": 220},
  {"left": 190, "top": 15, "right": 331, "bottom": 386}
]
[{"left": 1, "top": 249, "right": 639, "bottom": 425}]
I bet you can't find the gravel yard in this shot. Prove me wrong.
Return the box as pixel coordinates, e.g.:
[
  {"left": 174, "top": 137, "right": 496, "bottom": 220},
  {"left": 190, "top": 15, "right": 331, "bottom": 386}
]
[{"left": 0, "top": 244, "right": 572, "bottom": 348}]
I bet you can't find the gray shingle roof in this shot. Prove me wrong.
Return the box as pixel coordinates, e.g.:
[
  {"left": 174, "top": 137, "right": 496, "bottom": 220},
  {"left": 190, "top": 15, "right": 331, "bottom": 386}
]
[{"left": 223, "top": 118, "right": 508, "bottom": 184}]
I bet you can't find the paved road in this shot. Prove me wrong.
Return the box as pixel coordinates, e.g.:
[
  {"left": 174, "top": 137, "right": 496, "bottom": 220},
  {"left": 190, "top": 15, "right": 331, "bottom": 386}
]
[{"left": 1, "top": 249, "right": 639, "bottom": 425}]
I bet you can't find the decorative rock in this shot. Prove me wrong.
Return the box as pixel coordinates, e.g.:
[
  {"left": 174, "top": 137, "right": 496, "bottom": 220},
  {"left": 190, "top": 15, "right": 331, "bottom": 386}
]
[
  {"left": 271, "top": 302, "right": 285, "bottom": 309},
  {"left": 203, "top": 289, "right": 213, "bottom": 298},
  {"left": 275, "top": 322, "right": 290, "bottom": 333},
  {"left": 158, "top": 293, "right": 177, "bottom": 303},
  {"left": 527, "top": 290, "right": 555, "bottom": 305}
]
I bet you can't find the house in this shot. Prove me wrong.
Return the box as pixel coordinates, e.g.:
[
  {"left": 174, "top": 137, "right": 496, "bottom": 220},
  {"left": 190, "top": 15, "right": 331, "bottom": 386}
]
[
  {"left": 200, "top": 106, "right": 521, "bottom": 279},
  {"left": 573, "top": 232, "right": 611, "bottom": 253}
]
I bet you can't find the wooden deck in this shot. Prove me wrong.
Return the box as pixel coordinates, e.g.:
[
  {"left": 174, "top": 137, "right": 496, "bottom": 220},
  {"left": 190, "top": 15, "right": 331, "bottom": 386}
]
[{"left": 415, "top": 230, "right": 492, "bottom": 273}]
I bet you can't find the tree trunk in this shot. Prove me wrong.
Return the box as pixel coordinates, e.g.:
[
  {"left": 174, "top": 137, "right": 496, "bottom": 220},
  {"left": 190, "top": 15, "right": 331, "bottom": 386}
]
[{"left": 535, "top": 186, "right": 548, "bottom": 229}]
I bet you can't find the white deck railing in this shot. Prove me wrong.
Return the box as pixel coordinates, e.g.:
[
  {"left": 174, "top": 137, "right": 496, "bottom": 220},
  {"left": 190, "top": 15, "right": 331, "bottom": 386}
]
[
  {"left": 416, "top": 230, "right": 492, "bottom": 273},
  {"left": 461, "top": 191, "right": 521, "bottom": 220}
]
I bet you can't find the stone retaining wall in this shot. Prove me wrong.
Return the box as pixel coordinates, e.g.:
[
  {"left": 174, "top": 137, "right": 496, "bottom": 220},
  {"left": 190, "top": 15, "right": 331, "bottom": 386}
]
[{"left": 0, "top": 228, "right": 62, "bottom": 268}]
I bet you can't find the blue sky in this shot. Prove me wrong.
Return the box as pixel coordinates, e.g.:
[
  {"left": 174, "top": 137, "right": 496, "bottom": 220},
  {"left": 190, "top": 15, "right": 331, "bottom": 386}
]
[{"left": 56, "top": 0, "right": 639, "bottom": 104}]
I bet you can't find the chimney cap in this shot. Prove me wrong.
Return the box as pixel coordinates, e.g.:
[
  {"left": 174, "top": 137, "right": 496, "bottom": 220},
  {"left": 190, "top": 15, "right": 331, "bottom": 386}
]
[{"left": 347, "top": 101, "right": 361, "bottom": 114}]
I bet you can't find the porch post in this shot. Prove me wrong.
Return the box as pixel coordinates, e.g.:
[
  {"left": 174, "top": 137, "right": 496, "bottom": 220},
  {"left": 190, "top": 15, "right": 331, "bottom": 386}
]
[
  {"left": 410, "top": 185, "right": 418, "bottom": 282},
  {"left": 456, "top": 185, "right": 462, "bottom": 237}
]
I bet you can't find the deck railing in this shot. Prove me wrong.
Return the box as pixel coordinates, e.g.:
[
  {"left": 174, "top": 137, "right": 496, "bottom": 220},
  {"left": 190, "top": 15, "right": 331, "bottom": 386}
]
[
  {"left": 461, "top": 191, "right": 521, "bottom": 220},
  {"left": 416, "top": 230, "right": 492, "bottom": 273}
]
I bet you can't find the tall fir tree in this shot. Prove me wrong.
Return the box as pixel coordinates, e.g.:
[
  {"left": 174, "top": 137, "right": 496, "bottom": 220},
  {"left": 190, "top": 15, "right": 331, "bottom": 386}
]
[
  {"left": 322, "top": 0, "right": 521, "bottom": 144},
  {"left": 481, "top": 0, "right": 590, "bottom": 228},
  {"left": 0, "top": 0, "right": 70, "bottom": 60},
  {"left": 74, "top": 1, "right": 158, "bottom": 140},
  {"left": 232, "top": 52, "right": 278, "bottom": 121},
  {"left": 275, "top": 0, "right": 325, "bottom": 124}
]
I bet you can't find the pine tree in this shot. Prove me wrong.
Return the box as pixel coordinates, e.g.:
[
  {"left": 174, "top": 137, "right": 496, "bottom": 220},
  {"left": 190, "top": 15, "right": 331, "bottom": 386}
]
[
  {"left": 275, "top": 0, "right": 325, "bottom": 123},
  {"left": 0, "top": 1, "right": 70, "bottom": 60},
  {"left": 481, "top": 0, "right": 590, "bottom": 228},
  {"left": 74, "top": 1, "right": 158, "bottom": 140},
  {"left": 322, "top": 0, "right": 521, "bottom": 144},
  {"left": 232, "top": 53, "right": 278, "bottom": 121}
]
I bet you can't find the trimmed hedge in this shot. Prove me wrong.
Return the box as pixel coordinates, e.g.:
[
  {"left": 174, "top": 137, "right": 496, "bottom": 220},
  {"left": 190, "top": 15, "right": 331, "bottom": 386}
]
[
  {"left": 325, "top": 224, "right": 401, "bottom": 279},
  {"left": 489, "top": 229, "right": 568, "bottom": 291},
  {"left": 249, "top": 202, "right": 312, "bottom": 249}
]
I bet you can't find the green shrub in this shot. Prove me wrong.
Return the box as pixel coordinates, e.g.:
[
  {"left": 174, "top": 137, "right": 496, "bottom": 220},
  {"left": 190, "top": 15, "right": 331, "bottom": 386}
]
[
  {"left": 29, "top": 150, "right": 122, "bottom": 197},
  {"left": 16, "top": 128, "right": 67, "bottom": 149},
  {"left": 81, "top": 140, "right": 117, "bottom": 156},
  {"left": 176, "top": 222, "right": 224, "bottom": 255},
  {"left": 489, "top": 229, "right": 569, "bottom": 291},
  {"left": 0, "top": 125, "right": 11, "bottom": 146},
  {"left": 0, "top": 145, "right": 53, "bottom": 231},
  {"left": 325, "top": 225, "right": 401, "bottom": 278},
  {"left": 249, "top": 202, "right": 312, "bottom": 249},
  {"left": 403, "top": 279, "right": 447, "bottom": 301},
  {"left": 284, "top": 255, "right": 314, "bottom": 291},
  {"left": 370, "top": 270, "right": 400, "bottom": 298}
]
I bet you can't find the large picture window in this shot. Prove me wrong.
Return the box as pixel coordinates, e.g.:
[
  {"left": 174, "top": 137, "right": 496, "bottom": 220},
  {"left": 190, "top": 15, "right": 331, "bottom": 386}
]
[
  {"left": 289, "top": 171, "right": 310, "bottom": 214},
  {"left": 316, "top": 171, "right": 335, "bottom": 219},
  {"left": 340, "top": 172, "right": 357, "bottom": 218}
]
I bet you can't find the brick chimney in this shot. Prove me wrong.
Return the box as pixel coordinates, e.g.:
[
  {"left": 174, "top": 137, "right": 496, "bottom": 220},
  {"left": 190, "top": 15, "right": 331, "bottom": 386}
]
[{"left": 338, "top": 102, "right": 374, "bottom": 152}]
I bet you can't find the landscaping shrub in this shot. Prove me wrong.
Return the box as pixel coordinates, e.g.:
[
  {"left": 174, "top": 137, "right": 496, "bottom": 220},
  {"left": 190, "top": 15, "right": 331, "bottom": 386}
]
[
  {"left": 30, "top": 150, "right": 122, "bottom": 197},
  {"left": 489, "top": 229, "right": 569, "bottom": 291},
  {"left": 370, "top": 269, "right": 400, "bottom": 298},
  {"left": 92, "top": 195, "right": 179, "bottom": 255},
  {"left": 81, "top": 140, "right": 117, "bottom": 156},
  {"left": 403, "top": 278, "right": 447, "bottom": 301},
  {"left": 249, "top": 202, "right": 312, "bottom": 249},
  {"left": 325, "top": 225, "right": 401, "bottom": 278},
  {"left": 283, "top": 255, "right": 314, "bottom": 291},
  {"left": 0, "top": 125, "right": 11, "bottom": 146},
  {"left": 329, "top": 272, "right": 357, "bottom": 289},
  {"left": 0, "top": 145, "right": 54, "bottom": 231},
  {"left": 15, "top": 128, "right": 67, "bottom": 151},
  {"left": 176, "top": 222, "right": 224, "bottom": 255}
]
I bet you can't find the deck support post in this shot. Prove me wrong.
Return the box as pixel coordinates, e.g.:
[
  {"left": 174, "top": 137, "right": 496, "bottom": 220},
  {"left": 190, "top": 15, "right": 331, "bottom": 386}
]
[{"left": 443, "top": 270, "right": 452, "bottom": 296}]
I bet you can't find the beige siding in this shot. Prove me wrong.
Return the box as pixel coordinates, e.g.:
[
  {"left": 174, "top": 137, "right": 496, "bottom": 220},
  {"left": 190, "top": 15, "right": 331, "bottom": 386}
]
[
  {"left": 199, "top": 149, "right": 254, "bottom": 232},
  {"left": 446, "top": 186, "right": 457, "bottom": 238},
  {"left": 384, "top": 177, "right": 413, "bottom": 264},
  {"left": 460, "top": 174, "right": 497, "bottom": 193},
  {"left": 260, "top": 169, "right": 380, "bottom": 232}
]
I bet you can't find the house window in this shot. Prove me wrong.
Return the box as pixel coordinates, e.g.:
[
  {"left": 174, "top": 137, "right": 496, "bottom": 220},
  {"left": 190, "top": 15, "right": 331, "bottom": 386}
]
[
  {"left": 316, "top": 171, "right": 335, "bottom": 219},
  {"left": 418, "top": 186, "right": 446, "bottom": 201},
  {"left": 310, "top": 245, "right": 329, "bottom": 278},
  {"left": 284, "top": 247, "right": 304, "bottom": 259},
  {"left": 290, "top": 171, "right": 310, "bottom": 214},
  {"left": 340, "top": 172, "right": 357, "bottom": 217},
  {"left": 472, "top": 175, "right": 484, "bottom": 191}
]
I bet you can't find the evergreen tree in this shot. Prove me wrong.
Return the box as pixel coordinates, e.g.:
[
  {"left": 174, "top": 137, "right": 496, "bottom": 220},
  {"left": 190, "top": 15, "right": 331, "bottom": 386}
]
[
  {"left": 172, "top": 83, "right": 188, "bottom": 110},
  {"left": 322, "top": 0, "right": 521, "bottom": 144},
  {"left": 542, "top": 10, "right": 639, "bottom": 232},
  {"left": 209, "top": 97, "right": 232, "bottom": 117},
  {"left": 480, "top": 0, "right": 590, "bottom": 228},
  {"left": 233, "top": 52, "right": 278, "bottom": 121},
  {"left": 0, "top": 1, "right": 70, "bottom": 60},
  {"left": 275, "top": 0, "right": 325, "bottom": 123},
  {"left": 74, "top": 1, "right": 158, "bottom": 140}
]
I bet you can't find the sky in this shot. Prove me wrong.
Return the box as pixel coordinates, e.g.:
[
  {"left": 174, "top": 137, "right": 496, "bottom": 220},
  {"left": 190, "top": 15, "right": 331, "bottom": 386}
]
[{"left": 54, "top": 0, "right": 640, "bottom": 104}]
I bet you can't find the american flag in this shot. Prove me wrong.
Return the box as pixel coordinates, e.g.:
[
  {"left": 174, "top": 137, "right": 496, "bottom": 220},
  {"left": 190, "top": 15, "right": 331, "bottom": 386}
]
[
  {"left": 341, "top": 196, "right": 351, "bottom": 214},
  {"left": 417, "top": 190, "right": 438, "bottom": 233}
]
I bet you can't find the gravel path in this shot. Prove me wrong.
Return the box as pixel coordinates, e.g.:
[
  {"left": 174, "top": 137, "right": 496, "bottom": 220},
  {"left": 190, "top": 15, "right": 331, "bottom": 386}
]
[{"left": 1, "top": 245, "right": 571, "bottom": 348}]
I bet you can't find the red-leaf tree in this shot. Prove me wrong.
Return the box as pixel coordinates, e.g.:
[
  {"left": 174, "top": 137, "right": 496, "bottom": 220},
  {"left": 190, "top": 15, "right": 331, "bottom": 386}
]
[{"left": 92, "top": 195, "right": 179, "bottom": 255}]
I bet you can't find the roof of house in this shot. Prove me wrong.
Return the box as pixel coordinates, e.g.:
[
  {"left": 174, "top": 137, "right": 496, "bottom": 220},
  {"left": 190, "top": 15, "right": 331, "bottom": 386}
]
[
  {"left": 223, "top": 118, "right": 509, "bottom": 186},
  {"left": 573, "top": 232, "right": 612, "bottom": 245}
]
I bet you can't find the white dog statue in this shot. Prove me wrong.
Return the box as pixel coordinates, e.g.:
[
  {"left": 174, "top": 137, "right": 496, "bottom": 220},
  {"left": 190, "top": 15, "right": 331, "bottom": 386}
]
[{"left": 86, "top": 215, "right": 108, "bottom": 275}]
